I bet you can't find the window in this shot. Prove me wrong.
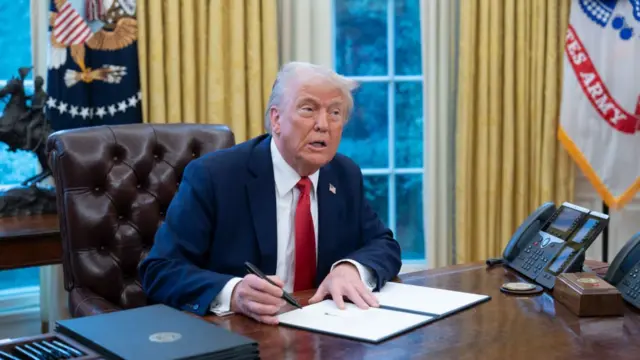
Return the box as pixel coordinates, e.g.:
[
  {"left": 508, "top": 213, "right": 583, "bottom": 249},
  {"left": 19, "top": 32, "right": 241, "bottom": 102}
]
[
  {"left": 333, "top": 0, "right": 425, "bottom": 262},
  {"left": 0, "top": 0, "right": 41, "bottom": 306}
]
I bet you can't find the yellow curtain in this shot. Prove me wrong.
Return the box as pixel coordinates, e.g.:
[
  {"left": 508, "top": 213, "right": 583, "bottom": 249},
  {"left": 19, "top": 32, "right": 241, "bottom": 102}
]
[
  {"left": 137, "top": 0, "right": 279, "bottom": 141},
  {"left": 455, "top": 0, "right": 575, "bottom": 263}
]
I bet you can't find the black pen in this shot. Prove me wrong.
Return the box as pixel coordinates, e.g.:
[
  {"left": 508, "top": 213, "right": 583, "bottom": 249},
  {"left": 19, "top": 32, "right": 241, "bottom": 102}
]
[{"left": 244, "top": 261, "right": 303, "bottom": 309}]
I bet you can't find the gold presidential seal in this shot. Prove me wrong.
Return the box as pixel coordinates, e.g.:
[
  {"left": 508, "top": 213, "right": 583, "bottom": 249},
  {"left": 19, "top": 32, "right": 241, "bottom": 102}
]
[
  {"left": 149, "top": 332, "right": 182, "bottom": 343},
  {"left": 577, "top": 277, "right": 599, "bottom": 285}
]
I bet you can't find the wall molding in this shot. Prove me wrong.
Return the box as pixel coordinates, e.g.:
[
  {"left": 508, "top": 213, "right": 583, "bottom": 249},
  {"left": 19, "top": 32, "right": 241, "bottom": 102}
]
[
  {"left": 0, "top": 307, "right": 40, "bottom": 327},
  {"left": 0, "top": 287, "right": 40, "bottom": 326},
  {"left": 0, "top": 287, "right": 39, "bottom": 309}
]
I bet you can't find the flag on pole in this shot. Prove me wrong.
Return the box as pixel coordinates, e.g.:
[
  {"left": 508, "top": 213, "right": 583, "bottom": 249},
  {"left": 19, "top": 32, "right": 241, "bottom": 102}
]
[
  {"left": 559, "top": 0, "right": 640, "bottom": 210},
  {"left": 46, "top": 0, "right": 142, "bottom": 131}
]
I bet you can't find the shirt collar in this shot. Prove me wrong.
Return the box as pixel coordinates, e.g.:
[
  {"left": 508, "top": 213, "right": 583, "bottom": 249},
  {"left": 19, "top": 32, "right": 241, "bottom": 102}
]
[{"left": 270, "top": 137, "right": 319, "bottom": 197}]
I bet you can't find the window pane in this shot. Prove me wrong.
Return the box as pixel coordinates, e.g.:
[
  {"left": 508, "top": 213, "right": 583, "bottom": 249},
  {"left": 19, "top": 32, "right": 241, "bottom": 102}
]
[
  {"left": 396, "top": 174, "right": 424, "bottom": 260},
  {"left": 339, "top": 82, "right": 388, "bottom": 168},
  {"left": 0, "top": 1, "right": 38, "bottom": 186},
  {"left": 395, "top": 81, "right": 423, "bottom": 167},
  {"left": 0, "top": 267, "right": 40, "bottom": 292},
  {"left": 363, "top": 175, "right": 389, "bottom": 226},
  {"left": 0, "top": 143, "right": 39, "bottom": 185},
  {"left": 0, "top": 0, "right": 32, "bottom": 80},
  {"left": 334, "top": 0, "right": 388, "bottom": 76},
  {"left": 394, "top": 0, "right": 422, "bottom": 75}
]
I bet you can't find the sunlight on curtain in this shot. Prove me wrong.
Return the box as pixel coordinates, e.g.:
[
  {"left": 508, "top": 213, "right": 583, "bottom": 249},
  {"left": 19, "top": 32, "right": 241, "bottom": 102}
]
[
  {"left": 455, "top": 0, "right": 575, "bottom": 263},
  {"left": 137, "top": 0, "right": 279, "bottom": 141}
]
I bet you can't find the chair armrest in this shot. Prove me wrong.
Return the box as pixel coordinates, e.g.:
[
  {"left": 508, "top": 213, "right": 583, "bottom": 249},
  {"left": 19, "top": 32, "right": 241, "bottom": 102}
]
[{"left": 69, "top": 287, "right": 122, "bottom": 318}]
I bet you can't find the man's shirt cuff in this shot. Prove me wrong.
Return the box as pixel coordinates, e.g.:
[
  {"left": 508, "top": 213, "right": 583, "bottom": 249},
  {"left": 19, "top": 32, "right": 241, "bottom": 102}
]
[
  {"left": 209, "top": 277, "right": 242, "bottom": 316},
  {"left": 332, "top": 259, "right": 377, "bottom": 290}
]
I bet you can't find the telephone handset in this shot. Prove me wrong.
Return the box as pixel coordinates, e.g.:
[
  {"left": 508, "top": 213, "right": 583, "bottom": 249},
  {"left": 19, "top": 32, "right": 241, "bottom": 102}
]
[
  {"left": 488, "top": 201, "right": 609, "bottom": 290},
  {"left": 604, "top": 232, "right": 640, "bottom": 309},
  {"left": 502, "top": 202, "right": 557, "bottom": 262}
]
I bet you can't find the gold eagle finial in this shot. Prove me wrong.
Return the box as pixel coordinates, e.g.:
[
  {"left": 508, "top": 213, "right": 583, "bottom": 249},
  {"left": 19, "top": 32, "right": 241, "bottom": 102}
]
[{"left": 49, "top": 0, "right": 137, "bottom": 87}]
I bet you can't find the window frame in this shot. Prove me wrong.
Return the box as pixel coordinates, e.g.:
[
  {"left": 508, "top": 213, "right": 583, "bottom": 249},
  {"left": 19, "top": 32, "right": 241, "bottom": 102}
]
[
  {"left": 0, "top": 286, "right": 40, "bottom": 323},
  {"left": 331, "top": 0, "right": 428, "bottom": 272},
  {"left": 0, "top": 78, "right": 41, "bottom": 316}
]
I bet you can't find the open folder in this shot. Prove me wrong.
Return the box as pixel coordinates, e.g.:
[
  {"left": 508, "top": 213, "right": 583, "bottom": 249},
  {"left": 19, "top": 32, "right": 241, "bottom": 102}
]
[{"left": 276, "top": 282, "right": 491, "bottom": 343}]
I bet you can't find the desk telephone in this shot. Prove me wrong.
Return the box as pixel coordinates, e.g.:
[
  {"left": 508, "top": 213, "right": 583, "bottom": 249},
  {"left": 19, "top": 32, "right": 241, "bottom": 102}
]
[
  {"left": 604, "top": 232, "right": 640, "bottom": 309},
  {"left": 488, "top": 201, "right": 610, "bottom": 290}
]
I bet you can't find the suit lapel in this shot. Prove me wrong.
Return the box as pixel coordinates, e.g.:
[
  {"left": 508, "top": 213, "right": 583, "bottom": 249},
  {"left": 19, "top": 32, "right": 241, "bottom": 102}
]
[
  {"left": 246, "top": 136, "right": 278, "bottom": 275},
  {"left": 316, "top": 163, "right": 344, "bottom": 284}
]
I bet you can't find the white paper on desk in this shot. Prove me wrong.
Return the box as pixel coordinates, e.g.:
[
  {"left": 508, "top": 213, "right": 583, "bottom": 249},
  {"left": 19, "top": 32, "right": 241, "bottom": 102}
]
[
  {"left": 276, "top": 300, "right": 433, "bottom": 343},
  {"left": 374, "top": 282, "right": 490, "bottom": 316}
]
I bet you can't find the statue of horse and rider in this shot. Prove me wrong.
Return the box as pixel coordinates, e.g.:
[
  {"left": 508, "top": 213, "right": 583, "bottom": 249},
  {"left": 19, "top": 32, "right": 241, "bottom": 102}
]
[{"left": 0, "top": 67, "right": 53, "bottom": 186}]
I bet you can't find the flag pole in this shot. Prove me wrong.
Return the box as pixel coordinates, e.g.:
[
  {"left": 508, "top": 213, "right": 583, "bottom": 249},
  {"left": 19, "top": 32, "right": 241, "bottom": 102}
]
[{"left": 602, "top": 201, "right": 609, "bottom": 263}]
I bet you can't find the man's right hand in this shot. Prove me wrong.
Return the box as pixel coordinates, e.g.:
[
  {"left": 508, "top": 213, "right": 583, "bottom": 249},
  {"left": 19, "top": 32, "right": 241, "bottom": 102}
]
[{"left": 230, "top": 274, "right": 287, "bottom": 325}]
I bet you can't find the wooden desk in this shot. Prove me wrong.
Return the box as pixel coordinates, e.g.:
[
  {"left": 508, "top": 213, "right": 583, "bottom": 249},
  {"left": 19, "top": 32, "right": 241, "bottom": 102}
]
[
  {"left": 205, "top": 263, "right": 640, "bottom": 359},
  {"left": 0, "top": 214, "right": 62, "bottom": 270}
]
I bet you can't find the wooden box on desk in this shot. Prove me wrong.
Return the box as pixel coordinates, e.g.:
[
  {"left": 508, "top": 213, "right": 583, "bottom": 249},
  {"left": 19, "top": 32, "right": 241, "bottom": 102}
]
[
  {"left": 0, "top": 332, "right": 102, "bottom": 359},
  {"left": 553, "top": 272, "right": 624, "bottom": 317}
]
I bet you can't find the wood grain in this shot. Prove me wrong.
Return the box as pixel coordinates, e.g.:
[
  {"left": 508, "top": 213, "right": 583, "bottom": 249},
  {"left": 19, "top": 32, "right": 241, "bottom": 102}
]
[
  {"left": 0, "top": 214, "right": 62, "bottom": 270},
  {"left": 203, "top": 261, "right": 640, "bottom": 359}
]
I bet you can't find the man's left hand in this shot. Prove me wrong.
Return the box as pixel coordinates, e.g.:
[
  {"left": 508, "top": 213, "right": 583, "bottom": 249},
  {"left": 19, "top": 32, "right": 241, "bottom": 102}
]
[{"left": 308, "top": 263, "right": 379, "bottom": 310}]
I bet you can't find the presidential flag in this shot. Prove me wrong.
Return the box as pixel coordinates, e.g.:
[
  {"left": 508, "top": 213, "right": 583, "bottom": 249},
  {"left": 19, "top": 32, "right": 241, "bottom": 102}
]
[
  {"left": 45, "top": 0, "right": 142, "bottom": 131},
  {"left": 558, "top": 0, "right": 640, "bottom": 209}
]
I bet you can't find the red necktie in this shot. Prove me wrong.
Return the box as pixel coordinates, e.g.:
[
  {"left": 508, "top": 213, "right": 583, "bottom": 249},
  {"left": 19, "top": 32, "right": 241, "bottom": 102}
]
[{"left": 294, "top": 177, "right": 316, "bottom": 291}]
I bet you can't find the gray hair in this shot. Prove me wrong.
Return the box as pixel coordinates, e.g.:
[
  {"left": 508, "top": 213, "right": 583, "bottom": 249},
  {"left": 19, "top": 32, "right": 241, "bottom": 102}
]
[{"left": 264, "top": 62, "right": 359, "bottom": 133}]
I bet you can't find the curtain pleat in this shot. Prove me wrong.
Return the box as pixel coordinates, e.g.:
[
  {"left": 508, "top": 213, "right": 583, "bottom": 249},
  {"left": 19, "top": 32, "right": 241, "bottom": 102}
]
[
  {"left": 455, "top": 0, "right": 575, "bottom": 263},
  {"left": 138, "top": 0, "right": 279, "bottom": 141}
]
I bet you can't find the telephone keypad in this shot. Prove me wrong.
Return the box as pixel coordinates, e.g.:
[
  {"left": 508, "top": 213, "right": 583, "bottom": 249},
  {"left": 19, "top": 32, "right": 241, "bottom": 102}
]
[
  {"left": 620, "top": 266, "right": 640, "bottom": 307},
  {"left": 510, "top": 235, "right": 572, "bottom": 289},
  {"left": 514, "top": 244, "right": 552, "bottom": 280}
]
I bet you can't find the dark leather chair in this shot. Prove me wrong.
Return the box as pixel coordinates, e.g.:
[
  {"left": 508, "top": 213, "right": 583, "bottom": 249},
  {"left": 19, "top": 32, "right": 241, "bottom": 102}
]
[{"left": 46, "top": 123, "right": 235, "bottom": 317}]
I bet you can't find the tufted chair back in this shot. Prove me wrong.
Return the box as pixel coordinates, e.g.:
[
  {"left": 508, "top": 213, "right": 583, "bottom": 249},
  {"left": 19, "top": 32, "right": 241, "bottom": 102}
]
[{"left": 46, "top": 123, "right": 235, "bottom": 317}]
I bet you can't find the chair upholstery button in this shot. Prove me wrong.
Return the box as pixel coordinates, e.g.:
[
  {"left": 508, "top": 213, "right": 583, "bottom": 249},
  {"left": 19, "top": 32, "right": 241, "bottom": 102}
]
[
  {"left": 136, "top": 184, "right": 141, "bottom": 189},
  {"left": 118, "top": 215, "right": 124, "bottom": 220},
  {"left": 95, "top": 187, "right": 100, "bottom": 191},
  {"left": 192, "top": 152, "right": 196, "bottom": 157},
  {"left": 154, "top": 154, "right": 159, "bottom": 159},
  {"left": 113, "top": 156, "right": 118, "bottom": 161}
]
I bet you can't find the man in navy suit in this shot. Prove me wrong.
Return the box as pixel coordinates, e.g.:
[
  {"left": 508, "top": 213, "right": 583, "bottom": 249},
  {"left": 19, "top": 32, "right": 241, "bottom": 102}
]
[{"left": 139, "top": 62, "right": 402, "bottom": 324}]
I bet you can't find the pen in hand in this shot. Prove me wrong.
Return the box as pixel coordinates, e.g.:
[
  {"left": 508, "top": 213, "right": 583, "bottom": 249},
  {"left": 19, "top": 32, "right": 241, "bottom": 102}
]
[{"left": 244, "top": 261, "right": 303, "bottom": 309}]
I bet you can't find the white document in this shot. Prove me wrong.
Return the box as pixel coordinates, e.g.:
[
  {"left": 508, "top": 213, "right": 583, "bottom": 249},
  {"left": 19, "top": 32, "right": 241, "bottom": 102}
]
[
  {"left": 276, "top": 300, "right": 433, "bottom": 343},
  {"left": 374, "top": 282, "right": 490, "bottom": 316},
  {"left": 277, "top": 283, "right": 490, "bottom": 343}
]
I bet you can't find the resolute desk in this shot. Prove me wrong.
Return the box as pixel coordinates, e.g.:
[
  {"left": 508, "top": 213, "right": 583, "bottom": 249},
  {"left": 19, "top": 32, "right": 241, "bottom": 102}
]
[{"left": 205, "top": 262, "right": 640, "bottom": 360}]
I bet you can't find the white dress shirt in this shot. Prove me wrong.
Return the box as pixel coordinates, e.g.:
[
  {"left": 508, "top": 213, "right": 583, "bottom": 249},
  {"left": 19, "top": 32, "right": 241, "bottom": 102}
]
[{"left": 210, "top": 138, "right": 376, "bottom": 315}]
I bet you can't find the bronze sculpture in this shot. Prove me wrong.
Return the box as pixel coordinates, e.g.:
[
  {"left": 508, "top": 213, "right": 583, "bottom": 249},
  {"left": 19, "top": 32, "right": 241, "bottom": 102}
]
[{"left": 0, "top": 67, "right": 56, "bottom": 217}]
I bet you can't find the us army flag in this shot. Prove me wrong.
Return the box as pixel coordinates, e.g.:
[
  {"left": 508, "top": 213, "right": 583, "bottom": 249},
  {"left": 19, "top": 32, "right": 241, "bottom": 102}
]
[{"left": 558, "top": 0, "right": 640, "bottom": 209}]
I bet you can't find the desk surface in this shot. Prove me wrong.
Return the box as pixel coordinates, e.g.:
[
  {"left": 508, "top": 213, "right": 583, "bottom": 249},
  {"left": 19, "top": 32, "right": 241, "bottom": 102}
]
[
  {"left": 205, "top": 263, "right": 640, "bottom": 360},
  {"left": 0, "top": 214, "right": 59, "bottom": 240},
  {"left": 0, "top": 214, "right": 61, "bottom": 269}
]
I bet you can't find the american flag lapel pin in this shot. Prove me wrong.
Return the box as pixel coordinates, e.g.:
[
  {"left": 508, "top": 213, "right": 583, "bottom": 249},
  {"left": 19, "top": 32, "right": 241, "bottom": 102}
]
[{"left": 329, "top": 183, "right": 336, "bottom": 194}]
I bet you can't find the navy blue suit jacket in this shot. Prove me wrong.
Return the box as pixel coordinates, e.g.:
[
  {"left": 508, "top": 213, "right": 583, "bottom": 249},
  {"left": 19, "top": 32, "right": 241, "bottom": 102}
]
[{"left": 139, "top": 134, "right": 402, "bottom": 316}]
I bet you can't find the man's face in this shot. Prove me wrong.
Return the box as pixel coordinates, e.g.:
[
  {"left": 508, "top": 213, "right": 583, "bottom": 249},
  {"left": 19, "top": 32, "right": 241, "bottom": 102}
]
[{"left": 271, "top": 76, "right": 346, "bottom": 175}]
